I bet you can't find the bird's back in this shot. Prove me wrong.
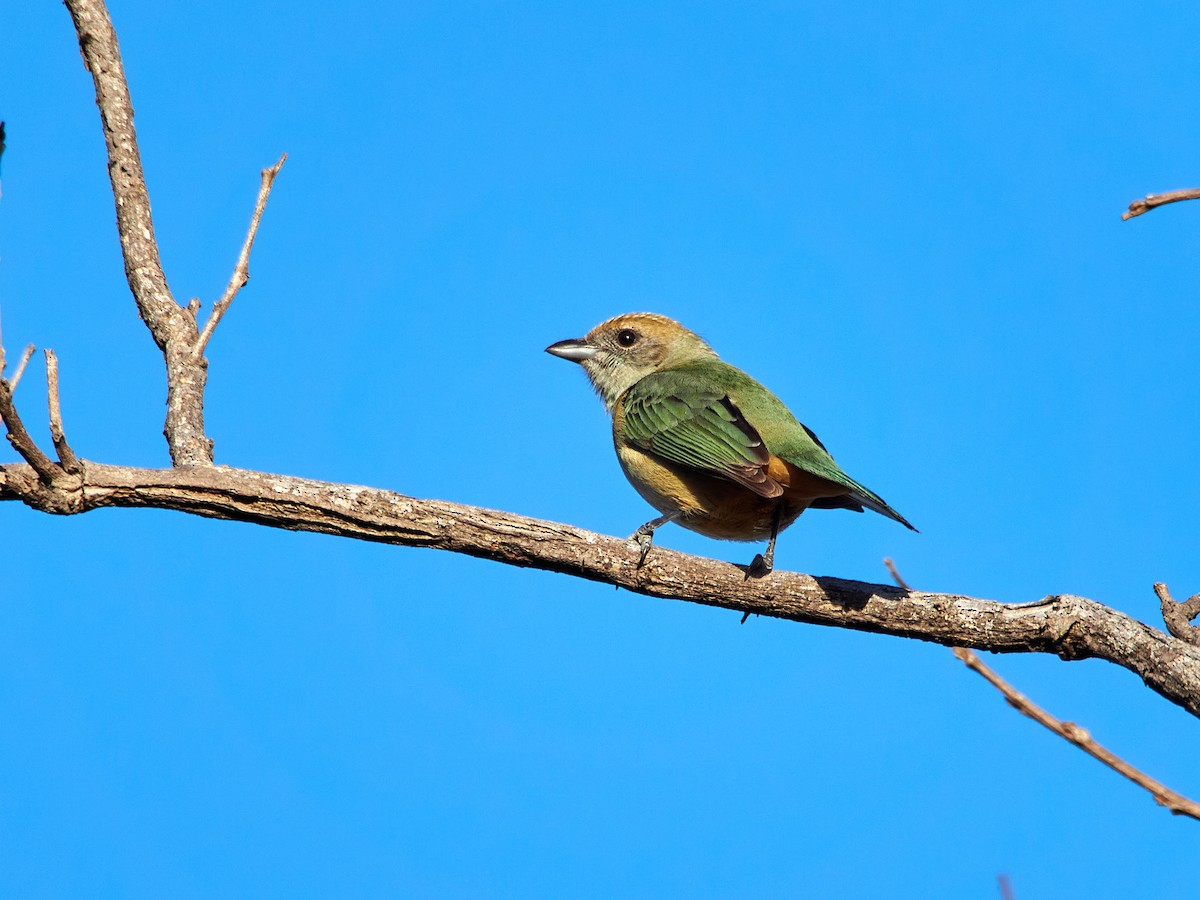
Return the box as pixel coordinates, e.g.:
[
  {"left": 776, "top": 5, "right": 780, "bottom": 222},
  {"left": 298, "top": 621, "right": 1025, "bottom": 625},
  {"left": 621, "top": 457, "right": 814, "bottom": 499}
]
[{"left": 658, "top": 359, "right": 914, "bottom": 530}]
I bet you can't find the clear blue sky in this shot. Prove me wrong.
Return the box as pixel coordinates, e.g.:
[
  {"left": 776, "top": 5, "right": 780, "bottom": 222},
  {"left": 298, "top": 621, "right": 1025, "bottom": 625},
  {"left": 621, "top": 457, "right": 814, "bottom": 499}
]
[{"left": 3, "top": 1, "right": 1200, "bottom": 896}]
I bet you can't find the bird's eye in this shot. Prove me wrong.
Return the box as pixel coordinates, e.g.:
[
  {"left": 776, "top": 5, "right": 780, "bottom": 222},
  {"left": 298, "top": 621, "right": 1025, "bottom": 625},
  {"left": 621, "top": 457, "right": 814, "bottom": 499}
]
[{"left": 617, "top": 329, "right": 639, "bottom": 348}]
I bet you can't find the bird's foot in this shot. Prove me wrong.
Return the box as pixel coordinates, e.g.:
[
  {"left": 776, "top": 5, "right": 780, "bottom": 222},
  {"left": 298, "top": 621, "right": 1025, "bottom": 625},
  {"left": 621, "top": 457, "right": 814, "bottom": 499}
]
[
  {"left": 628, "top": 527, "right": 655, "bottom": 568},
  {"left": 746, "top": 512, "right": 781, "bottom": 579},
  {"left": 627, "top": 513, "right": 677, "bottom": 568},
  {"left": 746, "top": 546, "right": 775, "bottom": 578},
  {"left": 747, "top": 553, "right": 772, "bottom": 578}
]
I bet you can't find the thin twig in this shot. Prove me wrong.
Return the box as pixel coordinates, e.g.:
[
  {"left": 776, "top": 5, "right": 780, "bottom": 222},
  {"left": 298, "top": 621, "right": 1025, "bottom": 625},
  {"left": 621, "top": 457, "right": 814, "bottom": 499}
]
[
  {"left": 0, "top": 380, "right": 61, "bottom": 485},
  {"left": 997, "top": 873, "right": 1015, "bottom": 900},
  {"left": 194, "top": 153, "right": 287, "bottom": 356},
  {"left": 44, "top": 350, "right": 81, "bottom": 474},
  {"left": 1122, "top": 188, "right": 1200, "bottom": 220},
  {"left": 952, "top": 646, "right": 1200, "bottom": 819},
  {"left": 1155, "top": 582, "right": 1200, "bottom": 645},
  {"left": 884, "top": 559, "right": 1200, "bottom": 821},
  {"left": 9, "top": 343, "right": 35, "bottom": 392},
  {"left": 884, "top": 557, "right": 911, "bottom": 591}
]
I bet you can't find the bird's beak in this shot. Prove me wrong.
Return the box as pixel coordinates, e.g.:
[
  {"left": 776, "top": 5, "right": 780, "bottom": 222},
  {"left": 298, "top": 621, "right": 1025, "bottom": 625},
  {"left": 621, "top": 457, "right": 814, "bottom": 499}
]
[{"left": 545, "top": 338, "right": 598, "bottom": 363}]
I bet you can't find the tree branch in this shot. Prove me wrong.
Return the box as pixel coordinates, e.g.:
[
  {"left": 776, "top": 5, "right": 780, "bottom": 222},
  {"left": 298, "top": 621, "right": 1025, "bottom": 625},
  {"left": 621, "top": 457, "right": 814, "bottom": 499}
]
[
  {"left": 3, "top": 458, "right": 1200, "bottom": 720},
  {"left": 7, "top": 343, "right": 36, "bottom": 392},
  {"left": 65, "top": 0, "right": 286, "bottom": 466},
  {"left": 44, "top": 350, "right": 81, "bottom": 474},
  {"left": 194, "top": 154, "right": 287, "bottom": 356},
  {"left": 0, "top": 385, "right": 60, "bottom": 485},
  {"left": 952, "top": 643, "right": 1200, "bottom": 820},
  {"left": 887, "top": 559, "right": 1200, "bottom": 821},
  {"left": 64, "top": 0, "right": 213, "bottom": 466},
  {"left": 1155, "top": 582, "right": 1200, "bottom": 645},
  {"left": 0, "top": 338, "right": 57, "bottom": 483},
  {"left": 1122, "top": 188, "right": 1200, "bottom": 220}
]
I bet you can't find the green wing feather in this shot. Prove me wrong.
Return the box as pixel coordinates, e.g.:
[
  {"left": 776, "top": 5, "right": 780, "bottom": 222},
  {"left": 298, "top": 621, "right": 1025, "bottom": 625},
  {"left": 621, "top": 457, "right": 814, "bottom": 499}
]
[
  {"left": 621, "top": 373, "right": 782, "bottom": 498},
  {"left": 623, "top": 364, "right": 916, "bottom": 531}
]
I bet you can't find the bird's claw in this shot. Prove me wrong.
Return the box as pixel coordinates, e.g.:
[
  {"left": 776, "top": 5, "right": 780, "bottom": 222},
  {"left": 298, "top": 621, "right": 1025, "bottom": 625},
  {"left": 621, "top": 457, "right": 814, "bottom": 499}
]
[
  {"left": 746, "top": 513, "right": 780, "bottom": 578},
  {"left": 628, "top": 528, "right": 655, "bottom": 568},
  {"left": 627, "top": 513, "right": 677, "bottom": 568},
  {"left": 747, "top": 551, "right": 773, "bottom": 578}
]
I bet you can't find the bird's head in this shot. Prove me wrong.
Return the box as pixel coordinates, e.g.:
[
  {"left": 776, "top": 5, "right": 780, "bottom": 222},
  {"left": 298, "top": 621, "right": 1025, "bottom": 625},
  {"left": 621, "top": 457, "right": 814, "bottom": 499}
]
[{"left": 546, "top": 313, "right": 717, "bottom": 410}]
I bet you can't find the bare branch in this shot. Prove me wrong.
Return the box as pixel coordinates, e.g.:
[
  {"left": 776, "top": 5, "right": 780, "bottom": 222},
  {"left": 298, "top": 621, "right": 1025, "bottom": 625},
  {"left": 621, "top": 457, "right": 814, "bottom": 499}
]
[
  {"left": 195, "top": 153, "right": 287, "bottom": 357},
  {"left": 952, "top": 645, "right": 1200, "bottom": 820},
  {"left": 8, "top": 343, "right": 35, "bottom": 392},
  {"left": 64, "top": 0, "right": 179, "bottom": 341},
  {"left": 44, "top": 350, "right": 81, "bottom": 474},
  {"left": 1155, "top": 582, "right": 1200, "bottom": 645},
  {"left": 3, "top": 459, "right": 1200, "bottom": 719},
  {"left": 64, "top": 0, "right": 212, "bottom": 466},
  {"left": 0, "top": 381, "right": 61, "bottom": 485},
  {"left": 885, "top": 559, "right": 1200, "bottom": 821},
  {"left": 1122, "top": 188, "right": 1200, "bottom": 220}
]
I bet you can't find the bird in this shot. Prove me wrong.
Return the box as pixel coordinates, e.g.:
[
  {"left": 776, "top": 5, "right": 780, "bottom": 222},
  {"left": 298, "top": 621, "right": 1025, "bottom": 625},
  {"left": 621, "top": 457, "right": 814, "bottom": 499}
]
[{"left": 546, "top": 313, "right": 915, "bottom": 574}]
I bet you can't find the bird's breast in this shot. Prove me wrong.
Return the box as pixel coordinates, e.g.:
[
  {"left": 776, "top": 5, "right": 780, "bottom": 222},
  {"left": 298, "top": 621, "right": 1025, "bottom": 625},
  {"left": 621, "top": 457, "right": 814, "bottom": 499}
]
[{"left": 614, "top": 441, "right": 806, "bottom": 541}]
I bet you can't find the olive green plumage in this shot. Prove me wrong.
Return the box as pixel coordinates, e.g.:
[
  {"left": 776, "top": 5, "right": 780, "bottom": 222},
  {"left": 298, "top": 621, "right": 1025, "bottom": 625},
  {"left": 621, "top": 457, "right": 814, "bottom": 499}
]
[
  {"left": 621, "top": 360, "right": 913, "bottom": 528},
  {"left": 546, "top": 312, "right": 914, "bottom": 571}
]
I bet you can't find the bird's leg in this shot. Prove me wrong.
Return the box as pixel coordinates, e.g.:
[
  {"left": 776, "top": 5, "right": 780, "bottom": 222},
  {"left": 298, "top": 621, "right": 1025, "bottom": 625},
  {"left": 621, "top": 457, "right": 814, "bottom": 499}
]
[
  {"left": 628, "top": 512, "right": 678, "bottom": 567},
  {"left": 748, "top": 502, "right": 785, "bottom": 578}
]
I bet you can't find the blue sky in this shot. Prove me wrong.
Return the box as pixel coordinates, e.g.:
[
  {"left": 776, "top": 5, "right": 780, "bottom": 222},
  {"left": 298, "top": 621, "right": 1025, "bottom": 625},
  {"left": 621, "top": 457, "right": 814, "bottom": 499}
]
[{"left": 3, "top": 1, "right": 1200, "bottom": 896}]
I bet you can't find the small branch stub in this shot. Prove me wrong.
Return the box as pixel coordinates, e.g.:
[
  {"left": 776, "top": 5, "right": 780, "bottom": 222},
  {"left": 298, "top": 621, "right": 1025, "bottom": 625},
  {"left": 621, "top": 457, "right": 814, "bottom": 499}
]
[
  {"left": 1123, "top": 188, "right": 1200, "bottom": 220},
  {"left": 44, "top": 350, "right": 81, "bottom": 474},
  {"left": 1155, "top": 582, "right": 1200, "bottom": 645},
  {"left": 0, "top": 339, "right": 82, "bottom": 497},
  {"left": 0, "top": 358, "right": 62, "bottom": 485}
]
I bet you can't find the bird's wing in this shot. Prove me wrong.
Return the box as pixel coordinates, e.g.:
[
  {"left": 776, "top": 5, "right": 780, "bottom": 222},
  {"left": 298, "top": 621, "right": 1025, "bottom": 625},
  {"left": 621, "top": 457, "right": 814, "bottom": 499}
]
[
  {"left": 621, "top": 373, "right": 783, "bottom": 498},
  {"left": 775, "top": 428, "right": 918, "bottom": 531}
]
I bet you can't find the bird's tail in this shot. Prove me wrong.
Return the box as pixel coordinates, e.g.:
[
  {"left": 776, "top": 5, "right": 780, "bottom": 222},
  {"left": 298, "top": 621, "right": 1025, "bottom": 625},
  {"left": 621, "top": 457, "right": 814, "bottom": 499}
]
[
  {"left": 852, "top": 486, "right": 917, "bottom": 532},
  {"left": 810, "top": 481, "right": 917, "bottom": 532}
]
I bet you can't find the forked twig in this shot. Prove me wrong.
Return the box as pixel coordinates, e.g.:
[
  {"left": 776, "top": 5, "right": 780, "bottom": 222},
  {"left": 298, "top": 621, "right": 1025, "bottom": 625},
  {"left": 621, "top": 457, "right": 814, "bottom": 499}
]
[
  {"left": 0, "top": 371, "right": 61, "bottom": 485},
  {"left": 883, "top": 559, "right": 1200, "bottom": 821},
  {"left": 66, "top": 0, "right": 286, "bottom": 465},
  {"left": 195, "top": 153, "right": 288, "bottom": 356}
]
